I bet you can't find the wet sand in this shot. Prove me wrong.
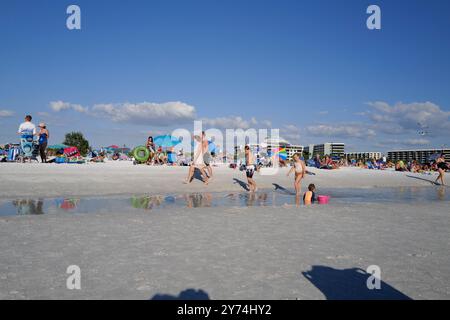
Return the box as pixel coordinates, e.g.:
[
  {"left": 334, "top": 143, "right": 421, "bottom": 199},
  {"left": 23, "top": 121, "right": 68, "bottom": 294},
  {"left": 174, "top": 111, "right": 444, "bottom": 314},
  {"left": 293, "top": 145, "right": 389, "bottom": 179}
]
[{"left": 0, "top": 163, "right": 449, "bottom": 299}]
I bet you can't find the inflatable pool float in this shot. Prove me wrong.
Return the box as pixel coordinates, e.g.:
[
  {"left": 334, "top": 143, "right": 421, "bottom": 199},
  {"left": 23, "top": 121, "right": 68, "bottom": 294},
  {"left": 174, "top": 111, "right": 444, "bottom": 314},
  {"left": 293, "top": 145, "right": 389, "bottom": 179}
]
[
  {"left": 317, "top": 195, "right": 330, "bottom": 204},
  {"left": 133, "top": 146, "right": 150, "bottom": 162}
]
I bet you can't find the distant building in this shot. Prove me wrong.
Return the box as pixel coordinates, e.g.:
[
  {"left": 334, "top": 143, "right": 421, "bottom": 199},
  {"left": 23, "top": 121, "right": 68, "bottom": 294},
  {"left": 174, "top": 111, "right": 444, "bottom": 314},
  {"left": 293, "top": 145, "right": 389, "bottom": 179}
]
[
  {"left": 284, "top": 145, "right": 304, "bottom": 160},
  {"left": 387, "top": 148, "right": 450, "bottom": 163},
  {"left": 304, "top": 143, "right": 345, "bottom": 158},
  {"left": 345, "top": 152, "right": 382, "bottom": 161},
  {"left": 235, "top": 138, "right": 303, "bottom": 161}
]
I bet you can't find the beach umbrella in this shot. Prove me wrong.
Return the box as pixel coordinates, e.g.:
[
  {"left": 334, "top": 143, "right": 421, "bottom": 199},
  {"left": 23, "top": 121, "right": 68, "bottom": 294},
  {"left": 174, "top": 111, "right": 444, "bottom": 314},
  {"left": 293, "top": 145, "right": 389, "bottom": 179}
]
[
  {"left": 47, "top": 144, "right": 69, "bottom": 150},
  {"left": 154, "top": 135, "right": 182, "bottom": 148},
  {"left": 107, "top": 145, "right": 120, "bottom": 149},
  {"left": 208, "top": 141, "right": 217, "bottom": 153}
]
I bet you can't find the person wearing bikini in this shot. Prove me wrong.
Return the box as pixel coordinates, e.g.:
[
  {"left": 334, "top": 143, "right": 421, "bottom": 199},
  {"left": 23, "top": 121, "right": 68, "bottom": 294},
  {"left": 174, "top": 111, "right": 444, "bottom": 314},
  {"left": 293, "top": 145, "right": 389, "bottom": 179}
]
[{"left": 287, "top": 153, "right": 306, "bottom": 195}]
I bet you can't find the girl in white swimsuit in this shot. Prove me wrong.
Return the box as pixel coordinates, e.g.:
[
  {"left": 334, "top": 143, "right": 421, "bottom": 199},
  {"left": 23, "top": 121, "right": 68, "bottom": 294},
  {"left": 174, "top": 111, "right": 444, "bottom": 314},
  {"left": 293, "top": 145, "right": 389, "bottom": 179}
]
[{"left": 287, "top": 153, "right": 306, "bottom": 195}]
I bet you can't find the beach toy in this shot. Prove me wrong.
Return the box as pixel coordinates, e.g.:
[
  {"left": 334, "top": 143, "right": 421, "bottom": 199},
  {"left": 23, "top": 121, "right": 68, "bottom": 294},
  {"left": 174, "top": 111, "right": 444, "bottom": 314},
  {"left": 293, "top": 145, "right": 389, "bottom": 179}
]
[
  {"left": 269, "top": 147, "right": 288, "bottom": 161},
  {"left": 317, "top": 195, "right": 330, "bottom": 204},
  {"left": 133, "top": 146, "right": 150, "bottom": 162}
]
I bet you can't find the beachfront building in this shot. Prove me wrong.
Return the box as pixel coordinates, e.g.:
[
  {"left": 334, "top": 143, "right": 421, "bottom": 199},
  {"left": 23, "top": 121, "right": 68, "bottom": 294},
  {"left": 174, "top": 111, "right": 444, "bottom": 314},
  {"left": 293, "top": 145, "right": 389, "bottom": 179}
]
[
  {"left": 285, "top": 145, "right": 304, "bottom": 160},
  {"left": 345, "top": 152, "right": 383, "bottom": 161},
  {"left": 304, "top": 143, "right": 345, "bottom": 159},
  {"left": 387, "top": 148, "right": 450, "bottom": 163}
]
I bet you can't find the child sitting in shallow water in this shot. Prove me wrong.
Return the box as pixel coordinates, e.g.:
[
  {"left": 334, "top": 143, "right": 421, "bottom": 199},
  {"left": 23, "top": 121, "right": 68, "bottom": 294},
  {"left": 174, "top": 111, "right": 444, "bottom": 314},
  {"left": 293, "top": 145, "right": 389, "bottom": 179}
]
[{"left": 303, "top": 184, "right": 317, "bottom": 205}]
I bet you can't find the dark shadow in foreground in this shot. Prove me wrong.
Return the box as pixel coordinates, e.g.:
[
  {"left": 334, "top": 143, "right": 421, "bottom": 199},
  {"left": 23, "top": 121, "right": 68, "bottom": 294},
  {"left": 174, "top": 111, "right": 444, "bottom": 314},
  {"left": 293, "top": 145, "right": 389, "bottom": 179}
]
[
  {"left": 151, "top": 288, "right": 210, "bottom": 300},
  {"left": 406, "top": 175, "right": 438, "bottom": 185},
  {"left": 302, "top": 266, "right": 412, "bottom": 300},
  {"left": 233, "top": 178, "right": 250, "bottom": 191},
  {"left": 272, "top": 183, "right": 296, "bottom": 195}
]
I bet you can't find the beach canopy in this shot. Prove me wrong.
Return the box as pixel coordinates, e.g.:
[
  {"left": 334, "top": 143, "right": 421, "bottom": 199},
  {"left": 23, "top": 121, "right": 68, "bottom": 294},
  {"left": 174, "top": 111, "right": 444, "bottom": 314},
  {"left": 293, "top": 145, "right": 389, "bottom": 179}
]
[
  {"left": 154, "top": 135, "right": 182, "bottom": 148},
  {"left": 47, "top": 144, "right": 69, "bottom": 150}
]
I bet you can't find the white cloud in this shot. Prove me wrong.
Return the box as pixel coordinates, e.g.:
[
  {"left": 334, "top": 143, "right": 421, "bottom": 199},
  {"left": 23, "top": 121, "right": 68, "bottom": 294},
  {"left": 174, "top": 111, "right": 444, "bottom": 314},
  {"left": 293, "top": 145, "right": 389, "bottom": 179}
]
[
  {"left": 201, "top": 116, "right": 251, "bottom": 130},
  {"left": 282, "top": 124, "right": 301, "bottom": 143},
  {"left": 0, "top": 110, "right": 14, "bottom": 117},
  {"left": 201, "top": 116, "right": 275, "bottom": 130},
  {"left": 261, "top": 120, "right": 272, "bottom": 127},
  {"left": 367, "top": 101, "right": 450, "bottom": 134},
  {"left": 403, "top": 138, "right": 431, "bottom": 146},
  {"left": 50, "top": 100, "right": 196, "bottom": 126},
  {"left": 92, "top": 101, "right": 196, "bottom": 126},
  {"left": 50, "top": 100, "right": 88, "bottom": 113},
  {"left": 305, "top": 124, "right": 376, "bottom": 139}
]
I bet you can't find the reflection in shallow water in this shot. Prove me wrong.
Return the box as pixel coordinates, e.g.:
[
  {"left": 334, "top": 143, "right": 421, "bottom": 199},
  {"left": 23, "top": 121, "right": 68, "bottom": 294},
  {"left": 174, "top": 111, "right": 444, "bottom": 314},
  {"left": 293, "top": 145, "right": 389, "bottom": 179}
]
[
  {"left": 0, "top": 186, "right": 448, "bottom": 217},
  {"left": 12, "top": 199, "right": 44, "bottom": 215}
]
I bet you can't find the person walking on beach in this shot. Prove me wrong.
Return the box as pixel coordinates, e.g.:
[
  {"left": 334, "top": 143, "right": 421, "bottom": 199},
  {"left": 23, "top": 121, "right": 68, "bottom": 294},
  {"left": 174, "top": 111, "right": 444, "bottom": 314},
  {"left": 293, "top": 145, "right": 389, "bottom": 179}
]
[
  {"left": 435, "top": 154, "right": 448, "bottom": 186},
  {"left": 244, "top": 145, "right": 257, "bottom": 192},
  {"left": 184, "top": 135, "right": 209, "bottom": 184},
  {"left": 287, "top": 153, "right": 306, "bottom": 195},
  {"left": 37, "top": 122, "right": 49, "bottom": 163},
  {"left": 202, "top": 131, "right": 213, "bottom": 178}
]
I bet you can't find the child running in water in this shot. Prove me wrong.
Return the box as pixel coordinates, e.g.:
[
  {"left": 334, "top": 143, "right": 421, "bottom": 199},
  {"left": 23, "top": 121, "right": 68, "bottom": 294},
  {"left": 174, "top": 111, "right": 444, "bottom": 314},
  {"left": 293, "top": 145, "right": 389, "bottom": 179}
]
[
  {"left": 244, "top": 145, "right": 257, "bottom": 192},
  {"left": 303, "top": 184, "right": 316, "bottom": 205},
  {"left": 287, "top": 153, "right": 306, "bottom": 195}
]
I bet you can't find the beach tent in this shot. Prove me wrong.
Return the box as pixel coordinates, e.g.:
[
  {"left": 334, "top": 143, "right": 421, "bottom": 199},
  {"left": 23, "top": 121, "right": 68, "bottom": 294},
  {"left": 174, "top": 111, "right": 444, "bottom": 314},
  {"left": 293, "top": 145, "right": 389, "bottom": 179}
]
[{"left": 63, "top": 146, "right": 80, "bottom": 157}]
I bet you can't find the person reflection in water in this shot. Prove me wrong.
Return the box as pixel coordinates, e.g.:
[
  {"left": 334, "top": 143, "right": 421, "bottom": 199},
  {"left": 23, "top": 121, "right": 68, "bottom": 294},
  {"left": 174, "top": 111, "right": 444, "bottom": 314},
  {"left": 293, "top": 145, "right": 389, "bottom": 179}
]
[{"left": 12, "top": 199, "right": 44, "bottom": 215}]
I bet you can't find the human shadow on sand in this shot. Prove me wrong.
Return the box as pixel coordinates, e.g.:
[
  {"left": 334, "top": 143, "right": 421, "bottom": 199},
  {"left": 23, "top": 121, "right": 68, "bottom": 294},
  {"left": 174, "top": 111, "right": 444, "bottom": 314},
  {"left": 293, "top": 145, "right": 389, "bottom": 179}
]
[
  {"left": 302, "top": 266, "right": 412, "bottom": 300},
  {"left": 406, "top": 175, "right": 438, "bottom": 185},
  {"left": 233, "top": 178, "right": 250, "bottom": 191},
  {"left": 190, "top": 168, "right": 208, "bottom": 183},
  {"left": 272, "top": 183, "right": 296, "bottom": 195},
  {"left": 151, "top": 288, "right": 210, "bottom": 300}
]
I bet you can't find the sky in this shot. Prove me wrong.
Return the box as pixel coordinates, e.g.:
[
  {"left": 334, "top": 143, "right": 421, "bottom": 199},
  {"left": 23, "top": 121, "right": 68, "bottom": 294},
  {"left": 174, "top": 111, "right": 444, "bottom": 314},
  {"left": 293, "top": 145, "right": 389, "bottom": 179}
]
[{"left": 1, "top": 0, "right": 450, "bottom": 152}]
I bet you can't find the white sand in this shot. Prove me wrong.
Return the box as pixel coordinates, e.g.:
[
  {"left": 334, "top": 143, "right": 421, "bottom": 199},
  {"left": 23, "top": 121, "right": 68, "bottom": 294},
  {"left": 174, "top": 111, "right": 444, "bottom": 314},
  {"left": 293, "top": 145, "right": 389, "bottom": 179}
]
[
  {"left": 0, "top": 162, "right": 441, "bottom": 199},
  {"left": 0, "top": 162, "right": 449, "bottom": 300}
]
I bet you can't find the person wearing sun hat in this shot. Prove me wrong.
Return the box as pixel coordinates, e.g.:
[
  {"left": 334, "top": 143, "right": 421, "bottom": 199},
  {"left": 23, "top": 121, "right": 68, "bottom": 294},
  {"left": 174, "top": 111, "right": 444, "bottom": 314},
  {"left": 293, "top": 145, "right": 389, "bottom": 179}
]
[{"left": 37, "top": 122, "right": 49, "bottom": 163}]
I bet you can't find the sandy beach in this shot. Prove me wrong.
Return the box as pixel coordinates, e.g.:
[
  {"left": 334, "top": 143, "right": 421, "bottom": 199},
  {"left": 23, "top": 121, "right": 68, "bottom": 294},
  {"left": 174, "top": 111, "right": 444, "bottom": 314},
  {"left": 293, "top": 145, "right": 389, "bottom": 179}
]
[
  {"left": 0, "top": 162, "right": 444, "bottom": 199},
  {"left": 0, "top": 163, "right": 449, "bottom": 299}
]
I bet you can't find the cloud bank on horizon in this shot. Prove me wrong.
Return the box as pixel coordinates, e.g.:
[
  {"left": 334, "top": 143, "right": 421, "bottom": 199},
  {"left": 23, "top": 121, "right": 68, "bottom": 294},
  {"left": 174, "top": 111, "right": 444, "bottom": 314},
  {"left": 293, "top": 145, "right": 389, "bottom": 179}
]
[{"left": 39, "top": 99, "right": 450, "bottom": 151}]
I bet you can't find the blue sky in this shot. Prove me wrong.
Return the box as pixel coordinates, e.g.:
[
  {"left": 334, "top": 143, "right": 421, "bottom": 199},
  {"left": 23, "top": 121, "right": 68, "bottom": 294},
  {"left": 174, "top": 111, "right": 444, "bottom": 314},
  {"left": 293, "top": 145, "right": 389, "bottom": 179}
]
[{"left": 1, "top": 0, "right": 449, "bottom": 152}]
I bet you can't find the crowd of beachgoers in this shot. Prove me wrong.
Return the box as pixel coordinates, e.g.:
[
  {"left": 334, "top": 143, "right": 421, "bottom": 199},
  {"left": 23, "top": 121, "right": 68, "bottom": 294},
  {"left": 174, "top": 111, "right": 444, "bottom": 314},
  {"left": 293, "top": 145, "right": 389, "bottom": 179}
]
[{"left": 1, "top": 115, "right": 449, "bottom": 194}]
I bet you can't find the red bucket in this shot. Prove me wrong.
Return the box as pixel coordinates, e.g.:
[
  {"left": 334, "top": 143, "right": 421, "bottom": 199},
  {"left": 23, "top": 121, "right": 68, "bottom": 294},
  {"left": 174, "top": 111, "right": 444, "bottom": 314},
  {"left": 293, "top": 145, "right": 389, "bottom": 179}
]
[{"left": 317, "top": 195, "right": 330, "bottom": 204}]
